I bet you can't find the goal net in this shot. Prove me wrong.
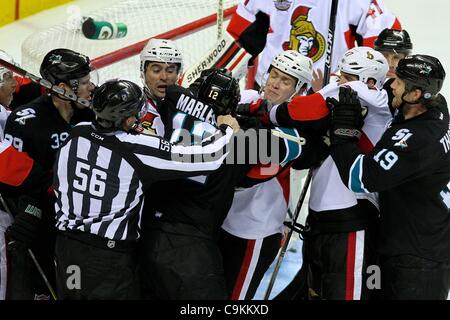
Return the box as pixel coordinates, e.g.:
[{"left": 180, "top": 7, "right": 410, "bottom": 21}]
[{"left": 21, "top": 0, "right": 239, "bottom": 85}]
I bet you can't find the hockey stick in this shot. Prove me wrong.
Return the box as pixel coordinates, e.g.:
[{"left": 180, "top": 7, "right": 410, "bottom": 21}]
[
  {"left": 271, "top": 129, "right": 306, "bottom": 145},
  {"left": 217, "top": 0, "right": 224, "bottom": 40},
  {"left": 263, "top": 0, "right": 339, "bottom": 300},
  {"left": 0, "top": 193, "right": 58, "bottom": 300},
  {"left": 27, "top": 248, "right": 58, "bottom": 300},
  {"left": 0, "top": 58, "right": 91, "bottom": 108}
]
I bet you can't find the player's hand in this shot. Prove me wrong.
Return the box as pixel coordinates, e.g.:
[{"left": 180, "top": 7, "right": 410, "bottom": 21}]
[
  {"left": 6, "top": 196, "right": 44, "bottom": 248},
  {"left": 311, "top": 68, "right": 324, "bottom": 93},
  {"left": 327, "top": 86, "right": 365, "bottom": 145},
  {"left": 217, "top": 115, "right": 240, "bottom": 133},
  {"left": 235, "top": 99, "right": 271, "bottom": 127},
  {"left": 235, "top": 99, "right": 271, "bottom": 115}
]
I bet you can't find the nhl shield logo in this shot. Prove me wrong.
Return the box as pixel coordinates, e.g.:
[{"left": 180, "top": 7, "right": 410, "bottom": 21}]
[
  {"left": 107, "top": 240, "right": 116, "bottom": 249},
  {"left": 34, "top": 293, "right": 50, "bottom": 300}
]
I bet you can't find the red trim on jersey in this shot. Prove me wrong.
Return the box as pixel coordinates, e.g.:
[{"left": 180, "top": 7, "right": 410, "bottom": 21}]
[
  {"left": 246, "top": 164, "right": 282, "bottom": 180},
  {"left": 231, "top": 239, "right": 256, "bottom": 300},
  {"left": 357, "top": 132, "right": 374, "bottom": 155},
  {"left": 345, "top": 231, "right": 357, "bottom": 300},
  {"left": 141, "top": 111, "right": 158, "bottom": 124},
  {"left": 344, "top": 29, "right": 357, "bottom": 49},
  {"left": 287, "top": 93, "right": 329, "bottom": 121},
  {"left": 226, "top": 12, "right": 252, "bottom": 39},
  {"left": 0, "top": 146, "right": 34, "bottom": 186},
  {"left": 245, "top": 56, "right": 258, "bottom": 89},
  {"left": 362, "top": 36, "right": 378, "bottom": 48},
  {"left": 275, "top": 166, "right": 290, "bottom": 203}
]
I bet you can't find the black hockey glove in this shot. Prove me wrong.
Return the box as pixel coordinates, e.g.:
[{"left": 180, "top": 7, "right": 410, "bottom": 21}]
[
  {"left": 235, "top": 99, "right": 271, "bottom": 128},
  {"left": 6, "top": 196, "right": 44, "bottom": 248},
  {"left": 327, "top": 86, "right": 365, "bottom": 145}
]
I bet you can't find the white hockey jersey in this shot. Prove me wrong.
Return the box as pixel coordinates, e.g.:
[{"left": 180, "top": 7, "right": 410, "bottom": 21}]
[
  {"left": 222, "top": 89, "right": 293, "bottom": 239},
  {"left": 309, "top": 80, "right": 392, "bottom": 211},
  {"left": 141, "top": 98, "right": 165, "bottom": 137},
  {"left": 0, "top": 104, "right": 10, "bottom": 141},
  {"left": 228, "top": 0, "right": 400, "bottom": 86}
]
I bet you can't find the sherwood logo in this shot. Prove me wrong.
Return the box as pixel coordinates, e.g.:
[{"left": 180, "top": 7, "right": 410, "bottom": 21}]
[{"left": 186, "top": 39, "right": 227, "bottom": 82}]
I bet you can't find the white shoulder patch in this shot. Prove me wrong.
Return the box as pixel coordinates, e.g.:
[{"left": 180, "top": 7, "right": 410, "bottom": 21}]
[
  {"left": 14, "top": 108, "right": 36, "bottom": 125},
  {"left": 392, "top": 128, "right": 413, "bottom": 149}
]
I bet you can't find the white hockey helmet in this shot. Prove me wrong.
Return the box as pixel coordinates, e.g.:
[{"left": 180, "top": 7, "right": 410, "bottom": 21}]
[
  {"left": 269, "top": 50, "right": 313, "bottom": 93},
  {"left": 0, "top": 50, "right": 16, "bottom": 83},
  {"left": 338, "top": 46, "right": 388, "bottom": 89},
  {"left": 139, "top": 38, "right": 183, "bottom": 76}
]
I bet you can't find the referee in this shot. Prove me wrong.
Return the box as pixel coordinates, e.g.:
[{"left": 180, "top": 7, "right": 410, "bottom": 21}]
[{"left": 53, "top": 79, "right": 239, "bottom": 299}]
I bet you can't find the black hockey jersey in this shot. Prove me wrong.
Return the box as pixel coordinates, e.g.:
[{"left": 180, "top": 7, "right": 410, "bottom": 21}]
[
  {"left": 331, "top": 95, "right": 450, "bottom": 261},
  {"left": 145, "top": 85, "right": 306, "bottom": 237},
  {"left": 4, "top": 94, "right": 71, "bottom": 171}
]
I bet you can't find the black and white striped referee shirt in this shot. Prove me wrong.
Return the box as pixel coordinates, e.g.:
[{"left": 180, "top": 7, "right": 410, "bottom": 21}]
[{"left": 54, "top": 122, "right": 233, "bottom": 241}]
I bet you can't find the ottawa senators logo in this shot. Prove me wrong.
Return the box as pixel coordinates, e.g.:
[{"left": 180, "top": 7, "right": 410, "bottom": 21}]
[
  {"left": 141, "top": 120, "right": 156, "bottom": 135},
  {"left": 282, "top": 6, "right": 325, "bottom": 63}
]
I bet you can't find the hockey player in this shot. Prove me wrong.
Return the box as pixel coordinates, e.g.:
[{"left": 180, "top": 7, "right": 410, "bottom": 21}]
[
  {"left": 139, "top": 38, "right": 183, "bottom": 136},
  {"left": 0, "top": 50, "right": 23, "bottom": 300},
  {"left": 219, "top": 50, "right": 324, "bottom": 300},
  {"left": 375, "top": 29, "right": 413, "bottom": 79},
  {"left": 140, "top": 63, "right": 329, "bottom": 300},
  {"left": 329, "top": 55, "right": 450, "bottom": 300},
  {"left": 246, "top": 47, "right": 390, "bottom": 300},
  {"left": 53, "top": 79, "right": 238, "bottom": 300},
  {"left": 374, "top": 28, "right": 413, "bottom": 115},
  {"left": 0, "top": 50, "right": 18, "bottom": 140},
  {"left": 301, "top": 47, "right": 390, "bottom": 300},
  {"left": 227, "top": 0, "right": 401, "bottom": 89},
  {"left": 2, "top": 48, "right": 95, "bottom": 300},
  {"left": 139, "top": 69, "right": 245, "bottom": 300}
]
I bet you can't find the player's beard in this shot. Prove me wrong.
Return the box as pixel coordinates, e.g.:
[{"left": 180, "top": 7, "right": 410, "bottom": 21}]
[{"left": 392, "top": 94, "right": 403, "bottom": 109}]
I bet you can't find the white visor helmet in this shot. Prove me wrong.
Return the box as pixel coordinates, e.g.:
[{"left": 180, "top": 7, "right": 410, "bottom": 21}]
[
  {"left": 139, "top": 38, "right": 183, "bottom": 77},
  {"left": 0, "top": 50, "right": 17, "bottom": 83},
  {"left": 338, "top": 46, "right": 388, "bottom": 89},
  {"left": 269, "top": 50, "right": 313, "bottom": 93}
]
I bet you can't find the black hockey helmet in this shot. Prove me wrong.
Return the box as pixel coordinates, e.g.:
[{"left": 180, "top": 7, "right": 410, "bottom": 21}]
[
  {"left": 193, "top": 68, "right": 240, "bottom": 116},
  {"left": 374, "top": 29, "right": 413, "bottom": 54},
  {"left": 396, "top": 54, "right": 446, "bottom": 100},
  {"left": 40, "top": 48, "right": 92, "bottom": 87},
  {"left": 92, "top": 79, "right": 147, "bottom": 130}
]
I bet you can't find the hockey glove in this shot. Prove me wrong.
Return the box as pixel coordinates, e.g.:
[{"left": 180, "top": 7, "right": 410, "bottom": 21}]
[
  {"left": 6, "top": 196, "right": 44, "bottom": 248},
  {"left": 327, "top": 87, "right": 365, "bottom": 145},
  {"left": 235, "top": 99, "right": 272, "bottom": 128}
]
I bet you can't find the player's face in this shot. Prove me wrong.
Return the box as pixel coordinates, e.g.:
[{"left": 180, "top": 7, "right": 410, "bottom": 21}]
[
  {"left": 0, "top": 71, "right": 18, "bottom": 107},
  {"left": 77, "top": 74, "right": 95, "bottom": 99},
  {"left": 144, "top": 62, "right": 179, "bottom": 99},
  {"left": 391, "top": 77, "right": 406, "bottom": 108},
  {"left": 338, "top": 72, "right": 359, "bottom": 85},
  {"left": 381, "top": 51, "right": 407, "bottom": 78},
  {"left": 264, "top": 68, "right": 297, "bottom": 105}
]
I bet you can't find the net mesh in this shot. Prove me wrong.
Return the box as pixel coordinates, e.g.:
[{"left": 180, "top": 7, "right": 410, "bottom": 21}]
[{"left": 21, "top": 0, "right": 238, "bottom": 85}]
